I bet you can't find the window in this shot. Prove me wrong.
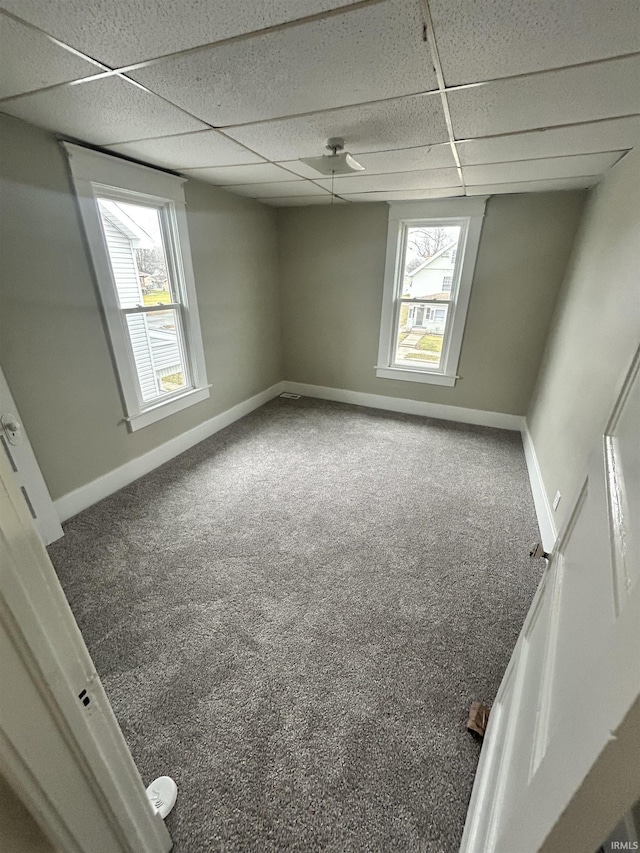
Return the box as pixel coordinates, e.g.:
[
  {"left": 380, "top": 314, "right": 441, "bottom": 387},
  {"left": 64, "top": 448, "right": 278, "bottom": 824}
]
[
  {"left": 64, "top": 144, "right": 209, "bottom": 430},
  {"left": 376, "top": 198, "right": 486, "bottom": 387}
]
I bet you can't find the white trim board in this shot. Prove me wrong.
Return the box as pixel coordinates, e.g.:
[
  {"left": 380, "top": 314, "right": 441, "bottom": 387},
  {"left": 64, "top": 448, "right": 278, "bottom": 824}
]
[
  {"left": 54, "top": 382, "right": 285, "bottom": 521},
  {"left": 281, "top": 381, "right": 525, "bottom": 430},
  {"left": 521, "top": 424, "right": 558, "bottom": 553},
  {"left": 55, "top": 378, "right": 555, "bottom": 559}
]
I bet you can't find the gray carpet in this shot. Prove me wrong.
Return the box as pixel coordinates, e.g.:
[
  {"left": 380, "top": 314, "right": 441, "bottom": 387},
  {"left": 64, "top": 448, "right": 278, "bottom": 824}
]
[{"left": 48, "top": 397, "right": 542, "bottom": 853}]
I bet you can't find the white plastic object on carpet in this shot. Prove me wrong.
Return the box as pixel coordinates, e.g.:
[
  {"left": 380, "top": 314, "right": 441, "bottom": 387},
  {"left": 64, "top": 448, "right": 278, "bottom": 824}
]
[{"left": 145, "top": 776, "right": 177, "bottom": 820}]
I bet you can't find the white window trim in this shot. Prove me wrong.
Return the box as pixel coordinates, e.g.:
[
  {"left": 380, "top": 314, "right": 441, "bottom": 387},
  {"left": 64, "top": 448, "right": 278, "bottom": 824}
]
[
  {"left": 376, "top": 197, "right": 487, "bottom": 387},
  {"left": 63, "top": 143, "right": 209, "bottom": 431}
]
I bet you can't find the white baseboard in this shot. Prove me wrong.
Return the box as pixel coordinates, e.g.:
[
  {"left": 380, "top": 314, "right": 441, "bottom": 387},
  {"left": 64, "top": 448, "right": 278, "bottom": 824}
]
[
  {"left": 521, "top": 424, "right": 557, "bottom": 553},
  {"left": 55, "top": 382, "right": 285, "bottom": 522},
  {"left": 55, "top": 379, "right": 553, "bottom": 553},
  {"left": 281, "top": 381, "right": 525, "bottom": 431}
]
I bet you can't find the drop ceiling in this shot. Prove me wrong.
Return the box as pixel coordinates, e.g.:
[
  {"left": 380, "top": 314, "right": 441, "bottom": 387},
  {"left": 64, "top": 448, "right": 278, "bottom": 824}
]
[{"left": 1, "top": 0, "right": 638, "bottom": 207}]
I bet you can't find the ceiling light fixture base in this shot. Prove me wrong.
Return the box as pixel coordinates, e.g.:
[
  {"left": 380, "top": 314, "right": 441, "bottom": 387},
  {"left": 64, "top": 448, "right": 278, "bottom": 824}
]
[{"left": 300, "top": 137, "right": 365, "bottom": 176}]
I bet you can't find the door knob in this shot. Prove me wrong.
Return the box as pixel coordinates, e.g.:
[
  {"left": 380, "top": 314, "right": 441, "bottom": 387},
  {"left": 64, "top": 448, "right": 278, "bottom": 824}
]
[{"left": 1, "top": 413, "right": 22, "bottom": 446}]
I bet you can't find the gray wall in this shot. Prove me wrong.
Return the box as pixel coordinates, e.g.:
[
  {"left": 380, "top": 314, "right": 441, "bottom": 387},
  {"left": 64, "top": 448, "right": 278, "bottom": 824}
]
[
  {"left": 0, "top": 774, "right": 54, "bottom": 853},
  {"left": 0, "top": 114, "right": 283, "bottom": 500},
  {"left": 0, "top": 110, "right": 599, "bottom": 508},
  {"left": 528, "top": 148, "right": 640, "bottom": 530},
  {"left": 276, "top": 192, "right": 586, "bottom": 415}
]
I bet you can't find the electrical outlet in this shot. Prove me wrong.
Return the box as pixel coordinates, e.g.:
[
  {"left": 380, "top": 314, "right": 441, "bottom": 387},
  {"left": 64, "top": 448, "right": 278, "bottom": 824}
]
[{"left": 552, "top": 491, "right": 561, "bottom": 511}]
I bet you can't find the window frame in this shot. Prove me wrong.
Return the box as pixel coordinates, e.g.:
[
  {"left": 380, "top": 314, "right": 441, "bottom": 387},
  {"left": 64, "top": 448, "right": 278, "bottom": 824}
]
[
  {"left": 376, "top": 197, "right": 487, "bottom": 387},
  {"left": 63, "top": 143, "right": 209, "bottom": 431}
]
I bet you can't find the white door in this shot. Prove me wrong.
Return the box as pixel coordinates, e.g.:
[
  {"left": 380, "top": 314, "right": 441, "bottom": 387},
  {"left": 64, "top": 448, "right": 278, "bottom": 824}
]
[
  {"left": 0, "top": 367, "right": 63, "bottom": 545},
  {"left": 461, "top": 346, "right": 640, "bottom": 853},
  {"left": 0, "top": 422, "right": 172, "bottom": 853}
]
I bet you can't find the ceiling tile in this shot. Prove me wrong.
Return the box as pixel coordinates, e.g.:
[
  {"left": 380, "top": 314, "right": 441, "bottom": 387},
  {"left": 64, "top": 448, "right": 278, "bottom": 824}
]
[
  {"left": 456, "top": 117, "right": 640, "bottom": 165},
  {"left": 225, "top": 94, "right": 449, "bottom": 161},
  {"left": 0, "top": 75, "right": 207, "bottom": 145},
  {"left": 466, "top": 176, "right": 601, "bottom": 195},
  {"left": 448, "top": 56, "right": 640, "bottom": 139},
  {"left": 105, "top": 130, "right": 263, "bottom": 169},
  {"left": 182, "top": 163, "right": 298, "bottom": 185},
  {"left": 341, "top": 188, "right": 464, "bottom": 201},
  {"left": 314, "top": 168, "right": 461, "bottom": 193},
  {"left": 0, "top": 0, "right": 362, "bottom": 66},
  {"left": 262, "top": 195, "right": 349, "bottom": 206},
  {"left": 226, "top": 180, "right": 330, "bottom": 198},
  {"left": 130, "top": 0, "right": 436, "bottom": 126},
  {"left": 462, "top": 152, "right": 624, "bottom": 186},
  {"left": 0, "top": 14, "right": 103, "bottom": 100},
  {"left": 353, "top": 144, "right": 458, "bottom": 173},
  {"left": 429, "top": 0, "right": 640, "bottom": 87}
]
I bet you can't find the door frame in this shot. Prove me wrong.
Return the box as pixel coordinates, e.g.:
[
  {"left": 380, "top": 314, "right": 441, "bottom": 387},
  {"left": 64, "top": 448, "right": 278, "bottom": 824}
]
[{"left": 0, "top": 447, "right": 172, "bottom": 852}]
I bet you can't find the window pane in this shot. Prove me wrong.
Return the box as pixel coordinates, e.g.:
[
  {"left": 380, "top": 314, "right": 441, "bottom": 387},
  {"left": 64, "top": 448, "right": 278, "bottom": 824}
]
[
  {"left": 395, "top": 302, "right": 449, "bottom": 368},
  {"left": 97, "top": 198, "right": 175, "bottom": 309},
  {"left": 403, "top": 225, "right": 461, "bottom": 298},
  {"left": 125, "top": 309, "right": 189, "bottom": 402}
]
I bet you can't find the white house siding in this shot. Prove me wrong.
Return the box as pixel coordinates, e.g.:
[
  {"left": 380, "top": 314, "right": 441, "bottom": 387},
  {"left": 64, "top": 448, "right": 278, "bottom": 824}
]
[
  {"left": 148, "top": 326, "right": 183, "bottom": 373},
  {"left": 101, "top": 218, "right": 158, "bottom": 402},
  {"left": 410, "top": 259, "right": 454, "bottom": 298}
]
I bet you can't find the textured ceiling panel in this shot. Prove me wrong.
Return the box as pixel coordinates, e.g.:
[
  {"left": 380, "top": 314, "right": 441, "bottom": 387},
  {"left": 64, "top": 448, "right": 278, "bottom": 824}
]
[
  {"left": 130, "top": 0, "right": 435, "bottom": 127},
  {"left": 448, "top": 56, "right": 640, "bottom": 139},
  {"left": 0, "top": 76, "right": 207, "bottom": 145},
  {"left": 456, "top": 117, "right": 640, "bottom": 165},
  {"left": 105, "top": 130, "right": 264, "bottom": 169},
  {"left": 429, "top": 0, "right": 640, "bottom": 86},
  {"left": 0, "top": 14, "right": 103, "bottom": 100},
  {"left": 225, "top": 180, "right": 330, "bottom": 198},
  {"left": 0, "top": 0, "right": 362, "bottom": 66},
  {"left": 346, "top": 144, "right": 458, "bottom": 173},
  {"left": 182, "top": 163, "right": 299, "bottom": 185},
  {"left": 263, "top": 195, "right": 348, "bottom": 206},
  {"left": 1, "top": 1, "right": 637, "bottom": 206},
  {"left": 466, "top": 176, "right": 601, "bottom": 195},
  {"left": 341, "top": 188, "right": 464, "bottom": 201},
  {"left": 315, "top": 168, "right": 461, "bottom": 193},
  {"left": 225, "top": 94, "right": 449, "bottom": 162},
  {"left": 462, "top": 152, "right": 624, "bottom": 186}
]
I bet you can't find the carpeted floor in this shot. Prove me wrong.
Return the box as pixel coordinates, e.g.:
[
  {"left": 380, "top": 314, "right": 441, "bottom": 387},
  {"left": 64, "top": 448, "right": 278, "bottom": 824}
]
[{"left": 48, "top": 397, "right": 542, "bottom": 853}]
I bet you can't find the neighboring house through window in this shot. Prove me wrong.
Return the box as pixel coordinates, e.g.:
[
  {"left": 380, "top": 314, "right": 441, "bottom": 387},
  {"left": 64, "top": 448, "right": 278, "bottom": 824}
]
[
  {"left": 376, "top": 198, "right": 487, "bottom": 386},
  {"left": 64, "top": 143, "right": 209, "bottom": 430}
]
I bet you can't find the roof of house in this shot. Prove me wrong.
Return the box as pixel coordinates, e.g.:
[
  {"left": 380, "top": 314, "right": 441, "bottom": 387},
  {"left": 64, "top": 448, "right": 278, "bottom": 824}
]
[
  {"left": 407, "top": 241, "right": 457, "bottom": 277},
  {"left": 99, "top": 200, "right": 156, "bottom": 249}
]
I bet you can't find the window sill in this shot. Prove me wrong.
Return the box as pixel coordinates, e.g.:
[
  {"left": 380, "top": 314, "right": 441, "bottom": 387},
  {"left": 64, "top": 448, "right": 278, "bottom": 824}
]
[
  {"left": 375, "top": 366, "right": 458, "bottom": 387},
  {"left": 125, "top": 386, "right": 210, "bottom": 432}
]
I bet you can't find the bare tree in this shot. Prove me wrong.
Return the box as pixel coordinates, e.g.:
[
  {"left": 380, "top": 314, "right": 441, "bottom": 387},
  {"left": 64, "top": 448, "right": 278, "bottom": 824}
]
[
  {"left": 136, "top": 246, "right": 166, "bottom": 277},
  {"left": 405, "top": 255, "right": 425, "bottom": 273},
  {"left": 407, "top": 227, "right": 452, "bottom": 264}
]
